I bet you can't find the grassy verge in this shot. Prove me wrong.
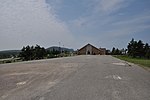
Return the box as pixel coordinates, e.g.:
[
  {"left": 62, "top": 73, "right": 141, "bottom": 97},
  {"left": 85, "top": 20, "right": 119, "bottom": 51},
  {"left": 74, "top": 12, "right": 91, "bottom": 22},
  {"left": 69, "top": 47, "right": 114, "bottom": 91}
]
[
  {"left": 0, "top": 58, "right": 22, "bottom": 64},
  {"left": 114, "top": 55, "right": 150, "bottom": 68}
]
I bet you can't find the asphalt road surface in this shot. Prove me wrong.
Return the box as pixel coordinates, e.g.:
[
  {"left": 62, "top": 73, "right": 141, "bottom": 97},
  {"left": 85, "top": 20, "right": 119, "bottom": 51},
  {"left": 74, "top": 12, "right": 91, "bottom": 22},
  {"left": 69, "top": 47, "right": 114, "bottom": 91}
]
[{"left": 0, "top": 55, "right": 150, "bottom": 100}]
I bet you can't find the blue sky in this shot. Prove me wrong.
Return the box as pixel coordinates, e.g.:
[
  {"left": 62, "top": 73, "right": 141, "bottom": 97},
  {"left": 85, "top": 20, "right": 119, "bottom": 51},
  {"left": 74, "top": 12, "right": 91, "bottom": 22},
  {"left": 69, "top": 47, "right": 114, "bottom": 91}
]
[{"left": 0, "top": 0, "right": 150, "bottom": 50}]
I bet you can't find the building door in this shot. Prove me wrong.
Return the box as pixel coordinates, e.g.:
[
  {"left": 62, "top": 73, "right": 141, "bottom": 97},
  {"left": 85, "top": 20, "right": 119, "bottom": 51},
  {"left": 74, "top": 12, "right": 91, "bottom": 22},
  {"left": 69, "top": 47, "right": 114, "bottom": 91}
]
[
  {"left": 86, "top": 45, "right": 92, "bottom": 55},
  {"left": 87, "top": 51, "right": 90, "bottom": 55}
]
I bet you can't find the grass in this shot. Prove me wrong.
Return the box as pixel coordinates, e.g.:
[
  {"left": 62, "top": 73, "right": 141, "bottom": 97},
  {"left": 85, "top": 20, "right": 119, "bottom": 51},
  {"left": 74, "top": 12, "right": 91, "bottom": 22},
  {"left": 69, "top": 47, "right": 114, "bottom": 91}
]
[
  {"left": 114, "top": 55, "right": 150, "bottom": 68},
  {"left": 0, "top": 58, "right": 21, "bottom": 64}
]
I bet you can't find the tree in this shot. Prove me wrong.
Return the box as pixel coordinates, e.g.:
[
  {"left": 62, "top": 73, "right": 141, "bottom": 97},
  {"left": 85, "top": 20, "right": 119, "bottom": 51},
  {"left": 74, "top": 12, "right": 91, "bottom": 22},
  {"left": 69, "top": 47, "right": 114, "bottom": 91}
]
[
  {"left": 19, "top": 45, "right": 34, "bottom": 60},
  {"left": 127, "top": 38, "right": 138, "bottom": 57},
  {"left": 144, "top": 43, "right": 150, "bottom": 59},
  {"left": 144, "top": 43, "right": 149, "bottom": 57},
  {"left": 34, "top": 45, "right": 47, "bottom": 59},
  {"left": 136, "top": 40, "right": 144, "bottom": 58},
  {"left": 145, "top": 49, "right": 150, "bottom": 59},
  {"left": 111, "top": 47, "right": 122, "bottom": 55},
  {"left": 111, "top": 47, "right": 116, "bottom": 55},
  {"left": 127, "top": 38, "right": 150, "bottom": 59},
  {"left": 19, "top": 45, "right": 47, "bottom": 61},
  {"left": 115, "top": 48, "right": 120, "bottom": 55}
]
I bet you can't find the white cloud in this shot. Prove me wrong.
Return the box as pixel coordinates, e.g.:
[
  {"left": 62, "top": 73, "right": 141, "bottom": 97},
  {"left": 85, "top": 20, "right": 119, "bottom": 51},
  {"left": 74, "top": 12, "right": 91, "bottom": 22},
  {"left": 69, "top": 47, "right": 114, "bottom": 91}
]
[
  {"left": 46, "top": 0, "right": 63, "bottom": 12},
  {"left": 0, "top": 0, "right": 74, "bottom": 50},
  {"left": 71, "top": 0, "right": 150, "bottom": 36},
  {"left": 91, "top": 0, "right": 128, "bottom": 14},
  {"left": 69, "top": 0, "right": 150, "bottom": 49},
  {"left": 71, "top": 0, "right": 127, "bottom": 29},
  {"left": 99, "top": 0, "right": 124, "bottom": 12},
  {"left": 112, "top": 14, "right": 150, "bottom": 26}
]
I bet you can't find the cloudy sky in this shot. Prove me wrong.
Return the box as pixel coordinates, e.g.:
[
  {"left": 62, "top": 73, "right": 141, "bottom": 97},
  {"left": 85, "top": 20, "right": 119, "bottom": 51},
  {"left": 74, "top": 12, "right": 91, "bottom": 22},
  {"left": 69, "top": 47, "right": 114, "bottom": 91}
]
[{"left": 0, "top": 0, "right": 150, "bottom": 50}]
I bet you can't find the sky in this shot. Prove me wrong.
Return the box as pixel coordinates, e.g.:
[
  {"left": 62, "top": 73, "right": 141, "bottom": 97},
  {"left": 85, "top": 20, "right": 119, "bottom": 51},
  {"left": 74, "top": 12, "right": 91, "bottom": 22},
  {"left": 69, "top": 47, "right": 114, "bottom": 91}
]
[{"left": 0, "top": 0, "right": 150, "bottom": 51}]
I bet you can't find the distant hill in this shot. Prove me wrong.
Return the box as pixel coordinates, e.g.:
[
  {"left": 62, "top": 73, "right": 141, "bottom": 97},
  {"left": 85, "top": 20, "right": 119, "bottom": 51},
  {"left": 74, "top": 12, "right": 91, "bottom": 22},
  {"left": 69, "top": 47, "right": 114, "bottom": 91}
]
[
  {"left": 47, "top": 46, "right": 74, "bottom": 52},
  {"left": 0, "top": 50, "right": 21, "bottom": 59}
]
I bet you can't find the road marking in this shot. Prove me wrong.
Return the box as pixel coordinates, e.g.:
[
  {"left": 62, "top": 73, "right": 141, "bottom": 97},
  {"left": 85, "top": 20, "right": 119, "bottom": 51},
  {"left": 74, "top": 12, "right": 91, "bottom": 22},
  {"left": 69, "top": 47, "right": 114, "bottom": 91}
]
[
  {"left": 1, "top": 94, "right": 8, "bottom": 99},
  {"left": 105, "top": 75, "right": 111, "bottom": 78},
  {"left": 112, "top": 75, "right": 122, "bottom": 80},
  {"left": 112, "top": 62, "right": 126, "bottom": 66},
  {"left": 48, "top": 82, "right": 56, "bottom": 86},
  {"left": 16, "top": 81, "right": 26, "bottom": 86},
  {"left": 105, "top": 75, "right": 122, "bottom": 80}
]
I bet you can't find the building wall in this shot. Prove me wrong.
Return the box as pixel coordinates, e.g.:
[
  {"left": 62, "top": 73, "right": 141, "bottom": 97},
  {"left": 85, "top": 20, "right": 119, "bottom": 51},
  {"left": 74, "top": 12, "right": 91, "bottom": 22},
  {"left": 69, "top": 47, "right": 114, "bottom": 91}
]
[
  {"left": 78, "top": 47, "right": 86, "bottom": 55},
  {"left": 86, "top": 45, "right": 92, "bottom": 54},
  {"left": 100, "top": 48, "right": 106, "bottom": 55},
  {"left": 78, "top": 44, "right": 106, "bottom": 55},
  {"left": 92, "top": 47, "right": 101, "bottom": 55}
]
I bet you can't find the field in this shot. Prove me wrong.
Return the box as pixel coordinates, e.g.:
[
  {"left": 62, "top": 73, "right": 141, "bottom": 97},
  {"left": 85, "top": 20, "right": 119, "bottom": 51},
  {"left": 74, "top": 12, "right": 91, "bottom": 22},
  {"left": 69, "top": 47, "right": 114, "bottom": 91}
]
[{"left": 114, "top": 55, "right": 150, "bottom": 68}]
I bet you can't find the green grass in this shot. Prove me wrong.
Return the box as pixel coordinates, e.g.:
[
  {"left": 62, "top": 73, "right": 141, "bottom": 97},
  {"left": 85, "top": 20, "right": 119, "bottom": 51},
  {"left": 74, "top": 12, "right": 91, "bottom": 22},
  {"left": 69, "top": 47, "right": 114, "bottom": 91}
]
[
  {"left": 114, "top": 55, "right": 150, "bottom": 68},
  {"left": 0, "top": 58, "right": 21, "bottom": 64}
]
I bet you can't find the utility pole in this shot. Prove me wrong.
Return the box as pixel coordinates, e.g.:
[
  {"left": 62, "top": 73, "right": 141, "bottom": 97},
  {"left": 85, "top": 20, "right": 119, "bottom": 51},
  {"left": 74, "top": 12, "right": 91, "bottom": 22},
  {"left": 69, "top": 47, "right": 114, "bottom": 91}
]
[
  {"left": 59, "top": 42, "right": 61, "bottom": 55},
  {"left": 63, "top": 45, "right": 64, "bottom": 53}
]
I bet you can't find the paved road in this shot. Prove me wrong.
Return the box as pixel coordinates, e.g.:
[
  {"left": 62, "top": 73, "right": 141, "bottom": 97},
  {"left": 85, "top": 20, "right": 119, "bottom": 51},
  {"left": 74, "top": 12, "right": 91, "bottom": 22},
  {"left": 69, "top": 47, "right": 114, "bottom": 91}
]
[{"left": 0, "top": 55, "right": 150, "bottom": 100}]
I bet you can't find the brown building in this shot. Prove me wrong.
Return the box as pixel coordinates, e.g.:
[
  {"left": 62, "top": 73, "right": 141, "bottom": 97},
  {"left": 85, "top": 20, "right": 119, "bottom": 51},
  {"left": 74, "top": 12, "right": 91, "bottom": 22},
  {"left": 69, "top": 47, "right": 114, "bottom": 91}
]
[{"left": 77, "top": 44, "right": 106, "bottom": 55}]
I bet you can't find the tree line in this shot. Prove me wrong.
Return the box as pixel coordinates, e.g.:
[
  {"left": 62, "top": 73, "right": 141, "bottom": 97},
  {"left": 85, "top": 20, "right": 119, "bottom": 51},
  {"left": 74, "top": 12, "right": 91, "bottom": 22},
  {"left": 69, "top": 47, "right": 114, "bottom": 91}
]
[
  {"left": 3, "top": 38, "right": 149, "bottom": 61},
  {"left": 111, "top": 38, "right": 150, "bottom": 59},
  {"left": 127, "top": 38, "right": 150, "bottom": 59},
  {"left": 19, "top": 45, "right": 71, "bottom": 61},
  {"left": 111, "top": 48, "right": 126, "bottom": 55},
  {"left": 19, "top": 45, "right": 47, "bottom": 61}
]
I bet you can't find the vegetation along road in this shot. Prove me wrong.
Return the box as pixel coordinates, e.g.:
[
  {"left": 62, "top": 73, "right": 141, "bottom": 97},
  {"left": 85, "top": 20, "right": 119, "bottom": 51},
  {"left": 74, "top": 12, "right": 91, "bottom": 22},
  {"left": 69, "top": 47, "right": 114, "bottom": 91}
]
[
  {"left": 0, "top": 55, "right": 150, "bottom": 100},
  {"left": 114, "top": 55, "right": 150, "bottom": 69}
]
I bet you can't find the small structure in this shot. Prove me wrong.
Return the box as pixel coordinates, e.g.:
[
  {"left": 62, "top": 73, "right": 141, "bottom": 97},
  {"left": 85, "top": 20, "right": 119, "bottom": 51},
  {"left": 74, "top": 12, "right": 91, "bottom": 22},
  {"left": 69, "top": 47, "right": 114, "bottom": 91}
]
[{"left": 77, "top": 44, "right": 106, "bottom": 55}]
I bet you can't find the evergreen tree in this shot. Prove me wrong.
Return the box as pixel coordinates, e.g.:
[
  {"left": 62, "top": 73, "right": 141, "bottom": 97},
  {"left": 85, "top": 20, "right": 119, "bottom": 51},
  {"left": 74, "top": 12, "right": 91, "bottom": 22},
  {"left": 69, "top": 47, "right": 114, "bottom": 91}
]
[
  {"left": 127, "top": 38, "right": 150, "bottom": 59},
  {"left": 19, "top": 45, "right": 47, "bottom": 61},
  {"left": 144, "top": 43, "right": 150, "bottom": 59},
  {"left": 136, "top": 40, "right": 144, "bottom": 58},
  {"left": 115, "top": 48, "right": 120, "bottom": 55},
  {"left": 111, "top": 47, "right": 122, "bottom": 55},
  {"left": 145, "top": 49, "right": 150, "bottom": 59},
  {"left": 144, "top": 43, "right": 149, "bottom": 57},
  {"left": 111, "top": 47, "right": 116, "bottom": 55},
  {"left": 127, "top": 38, "right": 138, "bottom": 57}
]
